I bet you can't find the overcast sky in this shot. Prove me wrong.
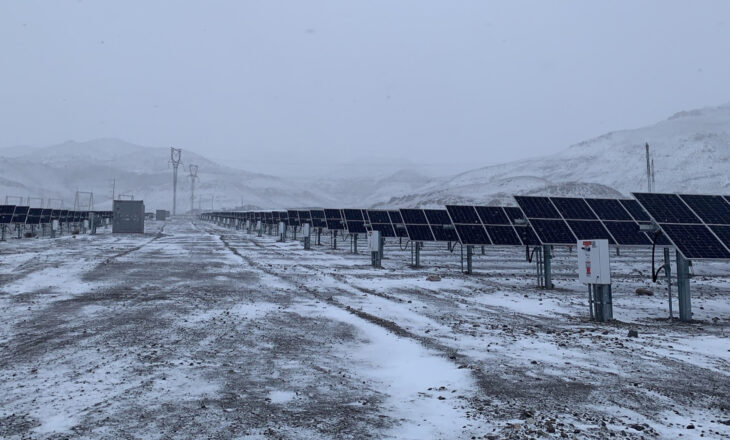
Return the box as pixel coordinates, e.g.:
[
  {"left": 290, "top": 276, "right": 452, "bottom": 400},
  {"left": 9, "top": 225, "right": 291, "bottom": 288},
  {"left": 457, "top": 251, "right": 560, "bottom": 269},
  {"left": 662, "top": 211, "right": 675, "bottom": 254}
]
[{"left": 1, "top": 1, "right": 729, "bottom": 176}]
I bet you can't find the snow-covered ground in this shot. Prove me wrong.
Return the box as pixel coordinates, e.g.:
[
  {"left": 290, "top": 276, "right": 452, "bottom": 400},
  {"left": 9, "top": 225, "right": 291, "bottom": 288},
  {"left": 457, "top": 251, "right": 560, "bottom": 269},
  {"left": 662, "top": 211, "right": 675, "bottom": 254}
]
[{"left": 1, "top": 219, "right": 729, "bottom": 439}]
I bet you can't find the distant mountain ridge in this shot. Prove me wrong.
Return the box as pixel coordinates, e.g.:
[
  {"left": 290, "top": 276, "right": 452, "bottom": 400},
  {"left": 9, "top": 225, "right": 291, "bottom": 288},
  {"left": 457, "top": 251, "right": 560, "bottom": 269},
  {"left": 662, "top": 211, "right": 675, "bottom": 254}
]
[{"left": 1, "top": 102, "right": 729, "bottom": 211}]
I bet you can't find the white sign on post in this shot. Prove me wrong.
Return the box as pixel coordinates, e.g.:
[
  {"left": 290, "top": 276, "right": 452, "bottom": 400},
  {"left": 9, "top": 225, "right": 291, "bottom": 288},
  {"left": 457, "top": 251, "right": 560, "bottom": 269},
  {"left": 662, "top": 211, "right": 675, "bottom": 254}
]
[{"left": 577, "top": 239, "right": 611, "bottom": 284}]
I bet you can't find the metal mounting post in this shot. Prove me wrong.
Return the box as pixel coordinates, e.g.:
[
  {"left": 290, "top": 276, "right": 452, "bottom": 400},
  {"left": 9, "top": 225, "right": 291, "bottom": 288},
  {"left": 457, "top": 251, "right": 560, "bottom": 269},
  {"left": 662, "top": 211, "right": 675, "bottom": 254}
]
[
  {"left": 676, "top": 251, "right": 691, "bottom": 322},
  {"left": 591, "top": 284, "right": 613, "bottom": 322},
  {"left": 543, "top": 245, "right": 553, "bottom": 289},
  {"left": 664, "top": 247, "right": 673, "bottom": 319},
  {"left": 352, "top": 234, "right": 358, "bottom": 254},
  {"left": 332, "top": 230, "right": 337, "bottom": 249},
  {"left": 466, "top": 245, "right": 473, "bottom": 274}
]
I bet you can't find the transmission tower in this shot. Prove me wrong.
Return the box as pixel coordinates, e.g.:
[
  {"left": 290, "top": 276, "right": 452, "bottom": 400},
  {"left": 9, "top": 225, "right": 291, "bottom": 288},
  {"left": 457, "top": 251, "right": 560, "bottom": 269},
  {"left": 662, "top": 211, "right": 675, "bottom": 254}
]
[
  {"left": 188, "top": 164, "right": 199, "bottom": 215},
  {"left": 170, "top": 147, "right": 182, "bottom": 215}
]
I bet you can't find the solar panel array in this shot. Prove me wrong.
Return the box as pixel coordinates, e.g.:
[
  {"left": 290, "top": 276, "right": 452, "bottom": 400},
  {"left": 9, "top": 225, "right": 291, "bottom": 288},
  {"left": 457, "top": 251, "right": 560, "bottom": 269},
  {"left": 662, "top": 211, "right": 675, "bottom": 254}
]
[
  {"left": 634, "top": 193, "right": 730, "bottom": 260},
  {"left": 514, "top": 196, "right": 671, "bottom": 247}
]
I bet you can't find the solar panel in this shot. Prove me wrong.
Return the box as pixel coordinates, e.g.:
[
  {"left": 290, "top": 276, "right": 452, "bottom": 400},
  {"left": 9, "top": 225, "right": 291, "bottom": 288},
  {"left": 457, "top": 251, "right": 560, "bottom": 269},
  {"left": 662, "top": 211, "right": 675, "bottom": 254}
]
[
  {"left": 309, "top": 210, "right": 327, "bottom": 228},
  {"left": 399, "top": 209, "right": 435, "bottom": 242},
  {"left": 660, "top": 224, "right": 730, "bottom": 260},
  {"left": 529, "top": 219, "right": 577, "bottom": 245},
  {"left": 0, "top": 205, "right": 15, "bottom": 224},
  {"left": 26, "top": 208, "right": 43, "bottom": 225},
  {"left": 550, "top": 197, "right": 597, "bottom": 220},
  {"left": 343, "top": 209, "right": 364, "bottom": 221},
  {"left": 484, "top": 225, "right": 521, "bottom": 245},
  {"left": 513, "top": 196, "right": 561, "bottom": 219},
  {"left": 371, "top": 222, "right": 396, "bottom": 237},
  {"left": 424, "top": 209, "right": 458, "bottom": 242},
  {"left": 619, "top": 199, "right": 651, "bottom": 221},
  {"left": 453, "top": 224, "right": 491, "bottom": 245},
  {"left": 475, "top": 206, "right": 510, "bottom": 225},
  {"left": 400, "top": 209, "right": 428, "bottom": 224},
  {"left": 709, "top": 225, "right": 730, "bottom": 249},
  {"left": 585, "top": 198, "right": 633, "bottom": 221},
  {"left": 287, "top": 210, "right": 300, "bottom": 226},
  {"left": 324, "top": 209, "right": 344, "bottom": 230},
  {"left": 603, "top": 221, "right": 651, "bottom": 246},
  {"left": 298, "top": 210, "right": 311, "bottom": 224},
  {"left": 387, "top": 211, "right": 409, "bottom": 238},
  {"left": 679, "top": 194, "right": 730, "bottom": 225},
  {"left": 566, "top": 220, "right": 615, "bottom": 244},
  {"left": 403, "top": 224, "right": 434, "bottom": 242},
  {"left": 367, "top": 210, "right": 391, "bottom": 224},
  {"left": 515, "top": 224, "right": 540, "bottom": 246},
  {"left": 503, "top": 206, "right": 526, "bottom": 224},
  {"left": 633, "top": 193, "right": 700, "bottom": 224},
  {"left": 40, "top": 209, "right": 52, "bottom": 224},
  {"left": 423, "top": 209, "right": 451, "bottom": 226},
  {"left": 445, "top": 205, "right": 481, "bottom": 224}
]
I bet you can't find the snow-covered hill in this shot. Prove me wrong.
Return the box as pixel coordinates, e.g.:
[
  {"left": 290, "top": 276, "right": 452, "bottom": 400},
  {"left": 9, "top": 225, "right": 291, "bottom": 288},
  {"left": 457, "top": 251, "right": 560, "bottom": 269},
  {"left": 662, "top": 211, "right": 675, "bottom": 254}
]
[
  {"left": 0, "top": 139, "right": 337, "bottom": 211},
  {"left": 2, "top": 102, "right": 729, "bottom": 211},
  {"left": 373, "top": 102, "right": 730, "bottom": 207}
]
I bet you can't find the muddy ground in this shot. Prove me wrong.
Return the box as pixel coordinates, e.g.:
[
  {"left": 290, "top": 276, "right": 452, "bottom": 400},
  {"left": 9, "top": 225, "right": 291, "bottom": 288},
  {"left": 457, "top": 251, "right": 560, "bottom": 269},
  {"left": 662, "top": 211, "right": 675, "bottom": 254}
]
[{"left": 1, "top": 219, "right": 729, "bottom": 439}]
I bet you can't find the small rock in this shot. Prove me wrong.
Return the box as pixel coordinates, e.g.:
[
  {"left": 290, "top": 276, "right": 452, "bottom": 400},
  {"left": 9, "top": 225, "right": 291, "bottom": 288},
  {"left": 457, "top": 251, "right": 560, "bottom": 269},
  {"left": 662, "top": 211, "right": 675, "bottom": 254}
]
[
  {"left": 687, "top": 424, "right": 695, "bottom": 429},
  {"left": 629, "top": 424, "right": 645, "bottom": 431},
  {"left": 627, "top": 330, "right": 639, "bottom": 338},
  {"left": 426, "top": 275, "right": 441, "bottom": 282},
  {"left": 635, "top": 288, "right": 654, "bottom": 296}
]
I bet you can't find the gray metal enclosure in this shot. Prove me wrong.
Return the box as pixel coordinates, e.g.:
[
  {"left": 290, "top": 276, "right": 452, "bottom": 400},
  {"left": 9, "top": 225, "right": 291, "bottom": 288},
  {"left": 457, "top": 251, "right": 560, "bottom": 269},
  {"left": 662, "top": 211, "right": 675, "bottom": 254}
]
[
  {"left": 113, "top": 200, "right": 145, "bottom": 233},
  {"left": 156, "top": 209, "right": 168, "bottom": 221}
]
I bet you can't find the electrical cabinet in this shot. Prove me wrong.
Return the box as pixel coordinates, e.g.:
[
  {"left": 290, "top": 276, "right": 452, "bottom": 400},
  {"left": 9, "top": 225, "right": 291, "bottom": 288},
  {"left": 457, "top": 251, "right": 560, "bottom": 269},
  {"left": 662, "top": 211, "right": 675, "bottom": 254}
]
[{"left": 577, "top": 239, "right": 610, "bottom": 284}]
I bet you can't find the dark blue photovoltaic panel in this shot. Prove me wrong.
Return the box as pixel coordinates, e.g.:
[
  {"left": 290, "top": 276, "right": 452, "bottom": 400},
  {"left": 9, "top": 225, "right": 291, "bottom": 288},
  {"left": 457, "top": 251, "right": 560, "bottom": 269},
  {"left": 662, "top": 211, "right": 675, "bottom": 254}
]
[
  {"left": 445, "top": 205, "right": 481, "bottom": 224},
  {"left": 272, "top": 212, "right": 280, "bottom": 222},
  {"left": 660, "top": 224, "right": 730, "bottom": 259},
  {"left": 566, "top": 220, "right": 615, "bottom": 244},
  {"left": 387, "top": 210, "right": 404, "bottom": 224},
  {"left": 287, "top": 210, "right": 300, "bottom": 226},
  {"left": 26, "top": 208, "right": 43, "bottom": 225},
  {"left": 400, "top": 209, "right": 428, "bottom": 224},
  {"left": 324, "top": 209, "right": 344, "bottom": 230},
  {"left": 550, "top": 197, "right": 597, "bottom": 220},
  {"left": 430, "top": 225, "right": 459, "bottom": 242},
  {"left": 514, "top": 196, "right": 560, "bottom": 219},
  {"left": 514, "top": 225, "right": 541, "bottom": 246},
  {"left": 40, "top": 209, "right": 52, "bottom": 224},
  {"left": 484, "top": 225, "right": 521, "bottom": 245},
  {"left": 679, "top": 194, "right": 730, "bottom": 225},
  {"left": 529, "top": 219, "right": 577, "bottom": 245},
  {"left": 585, "top": 198, "right": 633, "bottom": 221},
  {"left": 405, "top": 224, "right": 434, "bottom": 241},
  {"left": 633, "top": 193, "right": 700, "bottom": 224},
  {"left": 346, "top": 221, "right": 367, "bottom": 234},
  {"left": 0, "top": 205, "right": 15, "bottom": 224},
  {"left": 367, "top": 210, "right": 391, "bottom": 224},
  {"left": 298, "top": 210, "right": 311, "bottom": 223},
  {"left": 343, "top": 209, "right": 364, "bottom": 221},
  {"left": 371, "top": 222, "right": 396, "bottom": 237},
  {"left": 709, "top": 225, "right": 730, "bottom": 249},
  {"left": 620, "top": 199, "right": 651, "bottom": 221},
  {"left": 393, "top": 223, "right": 409, "bottom": 238},
  {"left": 423, "top": 209, "right": 452, "bottom": 226},
  {"left": 454, "top": 224, "right": 491, "bottom": 245},
  {"left": 309, "top": 210, "right": 327, "bottom": 228},
  {"left": 603, "top": 221, "right": 651, "bottom": 246},
  {"left": 475, "top": 206, "right": 510, "bottom": 225},
  {"left": 503, "top": 207, "right": 527, "bottom": 224}
]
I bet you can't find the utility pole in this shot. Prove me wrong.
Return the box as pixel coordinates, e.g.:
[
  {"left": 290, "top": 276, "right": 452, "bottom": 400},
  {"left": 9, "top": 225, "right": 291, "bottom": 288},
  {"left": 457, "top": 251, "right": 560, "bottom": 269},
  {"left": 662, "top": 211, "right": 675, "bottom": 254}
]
[
  {"left": 112, "top": 179, "right": 116, "bottom": 202},
  {"left": 645, "top": 143, "right": 652, "bottom": 192},
  {"left": 188, "top": 164, "right": 199, "bottom": 215},
  {"left": 170, "top": 147, "right": 182, "bottom": 215}
]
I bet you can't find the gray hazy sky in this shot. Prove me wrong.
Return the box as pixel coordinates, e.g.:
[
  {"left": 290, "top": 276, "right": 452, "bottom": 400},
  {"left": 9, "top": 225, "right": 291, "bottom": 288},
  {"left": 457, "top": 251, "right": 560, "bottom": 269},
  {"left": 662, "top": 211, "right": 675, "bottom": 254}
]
[{"left": 2, "top": 1, "right": 729, "bottom": 176}]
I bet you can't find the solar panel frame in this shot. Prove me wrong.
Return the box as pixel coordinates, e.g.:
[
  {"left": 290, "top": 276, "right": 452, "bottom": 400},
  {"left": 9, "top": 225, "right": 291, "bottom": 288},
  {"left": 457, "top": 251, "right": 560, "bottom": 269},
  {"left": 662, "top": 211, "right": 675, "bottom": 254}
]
[
  {"left": 26, "top": 208, "right": 43, "bottom": 225},
  {"left": 619, "top": 199, "right": 651, "bottom": 222},
  {"left": 400, "top": 209, "right": 428, "bottom": 224},
  {"left": 309, "top": 210, "right": 327, "bottom": 228},
  {"left": 399, "top": 209, "right": 435, "bottom": 242},
  {"left": 528, "top": 219, "right": 577, "bottom": 246},
  {"left": 660, "top": 223, "right": 730, "bottom": 260},
  {"left": 423, "top": 209, "right": 458, "bottom": 242},
  {"left": 387, "top": 210, "right": 409, "bottom": 238},
  {"left": 585, "top": 198, "right": 634, "bottom": 221},
  {"left": 287, "top": 210, "right": 300, "bottom": 227},
  {"left": 679, "top": 194, "right": 730, "bottom": 225},
  {"left": 633, "top": 193, "right": 700, "bottom": 224},
  {"left": 324, "top": 209, "right": 344, "bottom": 230},
  {"left": 0, "top": 205, "right": 16, "bottom": 224},
  {"left": 484, "top": 224, "right": 522, "bottom": 245},
  {"left": 550, "top": 197, "right": 598, "bottom": 220},
  {"left": 453, "top": 223, "right": 491, "bottom": 245},
  {"left": 445, "top": 205, "right": 481, "bottom": 224},
  {"left": 513, "top": 196, "right": 561, "bottom": 219},
  {"left": 474, "top": 206, "right": 510, "bottom": 225}
]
